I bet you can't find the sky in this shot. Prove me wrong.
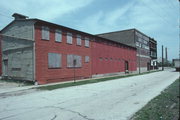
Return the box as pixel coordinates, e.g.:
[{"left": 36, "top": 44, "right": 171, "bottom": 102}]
[{"left": 0, "top": 0, "right": 179, "bottom": 61}]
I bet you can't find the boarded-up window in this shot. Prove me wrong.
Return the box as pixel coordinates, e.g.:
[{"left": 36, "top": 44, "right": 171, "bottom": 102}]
[
  {"left": 85, "top": 56, "right": 89, "bottom": 63},
  {"left": 55, "top": 29, "right": 62, "bottom": 42},
  {"left": 67, "top": 54, "right": 82, "bottom": 68},
  {"left": 77, "top": 35, "right": 81, "bottom": 45},
  {"left": 67, "top": 32, "right": 72, "bottom": 44},
  {"left": 85, "top": 37, "right": 89, "bottom": 47},
  {"left": 42, "top": 26, "right": 49, "bottom": 40},
  {"left": 48, "top": 53, "right": 61, "bottom": 68}
]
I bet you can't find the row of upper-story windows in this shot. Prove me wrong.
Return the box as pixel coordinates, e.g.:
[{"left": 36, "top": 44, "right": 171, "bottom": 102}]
[{"left": 41, "top": 26, "right": 90, "bottom": 47}]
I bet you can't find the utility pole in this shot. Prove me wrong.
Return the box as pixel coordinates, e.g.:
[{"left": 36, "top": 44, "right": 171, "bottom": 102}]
[
  {"left": 162, "top": 45, "right": 164, "bottom": 71},
  {"left": 165, "top": 47, "right": 168, "bottom": 66}
]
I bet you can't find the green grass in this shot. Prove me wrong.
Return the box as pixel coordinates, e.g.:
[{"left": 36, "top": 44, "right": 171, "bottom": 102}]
[
  {"left": 130, "top": 78, "right": 180, "bottom": 120},
  {"left": 37, "top": 70, "right": 161, "bottom": 90}
]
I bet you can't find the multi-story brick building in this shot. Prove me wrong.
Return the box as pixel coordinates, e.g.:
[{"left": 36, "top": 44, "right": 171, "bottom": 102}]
[
  {"left": 149, "top": 38, "right": 157, "bottom": 69},
  {"left": 97, "top": 29, "right": 157, "bottom": 73},
  {"left": 0, "top": 13, "right": 137, "bottom": 84}
]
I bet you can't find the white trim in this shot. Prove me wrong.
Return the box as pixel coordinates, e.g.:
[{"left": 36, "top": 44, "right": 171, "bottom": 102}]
[{"left": 136, "top": 54, "right": 150, "bottom": 58}]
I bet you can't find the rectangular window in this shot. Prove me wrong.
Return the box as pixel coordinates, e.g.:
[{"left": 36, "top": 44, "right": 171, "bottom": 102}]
[
  {"left": 85, "top": 37, "right": 90, "bottom": 47},
  {"left": 85, "top": 56, "right": 90, "bottom": 63},
  {"left": 42, "top": 26, "right": 49, "bottom": 40},
  {"left": 77, "top": 35, "right": 81, "bottom": 46},
  {"left": 67, "top": 54, "right": 82, "bottom": 68},
  {"left": 67, "top": 32, "right": 72, "bottom": 44},
  {"left": 55, "top": 29, "right": 62, "bottom": 42},
  {"left": 48, "top": 53, "right": 61, "bottom": 68}
]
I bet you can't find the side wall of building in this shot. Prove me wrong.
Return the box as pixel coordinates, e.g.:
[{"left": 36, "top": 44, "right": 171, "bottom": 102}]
[
  {"left": 92, "top": 39, "right": 137, "bottom": 75},
  {"left": 135, "top": 31, "right": 151, "bottom": 72},
  {"left": 35, "top": 24, "right": 92, "bottom": 84},
  {"left": 98, "top": 29, "right": 135, "bottom": 47},
  {"left": 1, "top": 20, "right": 34, "bottom": 81}
]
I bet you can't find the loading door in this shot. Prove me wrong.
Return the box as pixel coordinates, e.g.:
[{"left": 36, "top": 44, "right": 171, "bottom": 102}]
[
  {"left": 125, "top": 61, "right": 129, "bottom": 73},
  {"left": 3, "top": 60, "right": 8, "bottom": 76}
]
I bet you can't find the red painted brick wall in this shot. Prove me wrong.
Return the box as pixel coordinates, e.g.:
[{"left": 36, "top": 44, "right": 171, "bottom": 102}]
[
  {"left": 35, "top": 24, "right": 92, "bottom": 84},
  {"left": 92, "top": 40, "right": 137, "bottom": 75}
]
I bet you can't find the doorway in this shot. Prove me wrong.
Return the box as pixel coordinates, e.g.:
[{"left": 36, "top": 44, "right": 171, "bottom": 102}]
[
  {"left": 125, "top": 61, "right": 129, "bottom": 73},
  {"left": 3, "top": 60, "right": 8, "bottom": 76}
]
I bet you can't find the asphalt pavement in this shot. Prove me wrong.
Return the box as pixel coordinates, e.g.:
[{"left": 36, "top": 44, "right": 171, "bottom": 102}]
[{"left": 0, "top": 68, "right": 179, "bottom": 120}]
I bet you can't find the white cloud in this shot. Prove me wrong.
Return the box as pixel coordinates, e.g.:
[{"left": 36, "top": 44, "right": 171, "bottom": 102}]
[
  {"left": 77, "top": 1, "right": 136, "bottom": 34},
  {"left": 0, "top": 0, "right": 94, "bottom": 21},
  {"left": 77, "top": 0, "right": 179, "bottom": 60},
  {"left": 0, "top": 0, "right": 178, "bottom": 60}
]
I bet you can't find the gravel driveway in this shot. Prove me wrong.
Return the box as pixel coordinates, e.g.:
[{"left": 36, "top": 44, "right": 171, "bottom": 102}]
[{"left": 0, "top": 68, "right": 179, "bottom": 120}]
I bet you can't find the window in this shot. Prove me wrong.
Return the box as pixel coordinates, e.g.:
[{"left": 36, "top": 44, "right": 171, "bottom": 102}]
[
  {"left": 136, "top": 42, "right": 140, "bottom": 47},
  {"left": 77, "top": 35, "right": 81, "bottom": 46},
  {"left": 85, "top": 37, "right": 90, "bottom": 47},
  {"left": 85, "top": 56, "right": 90, "bottom": 63},
  {"left": 99, "top": 57, "right": 103, "bottom": 61},
  {"left": 55, "top": 29, "right": 62, "bottom": 42},
  {"left": 67, "top": 32, "right": 72, "bottom": 44},
  {"left": 48, "top": 53, "right": 61, "bottom": 68},
  {"left": 42, "top": 26, "right": 49, "bottom": 40},
  {"left": 67, "top": 54, "right": 82, "bottom": 68}
]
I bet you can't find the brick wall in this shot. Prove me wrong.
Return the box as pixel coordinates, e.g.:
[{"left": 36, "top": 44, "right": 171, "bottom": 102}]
[
  {"left": 137, "top": 56, "right": 151, "bottom": 68},
  {"left": 35, "top": 24, "right": 92, "bottom": 84},
  {"left": 92, "top": 40, "right": 137, "bottom": 75}
]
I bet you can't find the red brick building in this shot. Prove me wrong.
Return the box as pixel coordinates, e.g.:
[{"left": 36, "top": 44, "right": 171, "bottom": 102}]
[
  {"left": 92, "top": 37, "right": 136, "bottom": 75},
  {"left": 0, "top": 13, "right": 137, "bottom": 84}
]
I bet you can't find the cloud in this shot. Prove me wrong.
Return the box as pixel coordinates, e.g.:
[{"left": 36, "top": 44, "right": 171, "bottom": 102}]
[
  {"left": 77, "top": 0, "right": 179, "bottom": 60},
  {"left": 0, "top": 0, "right": 94, "bottom": 21},
  {"left": 0, "top": 0, "right": 178, "bottom": 60},
  {"left": 77, "top": 1, "right": 135, "bottom": 34}
]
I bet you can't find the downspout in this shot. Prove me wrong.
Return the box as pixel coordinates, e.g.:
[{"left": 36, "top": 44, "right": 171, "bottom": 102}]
[{"left": 32, "top": 23, "right": 36, "bottom": 84}]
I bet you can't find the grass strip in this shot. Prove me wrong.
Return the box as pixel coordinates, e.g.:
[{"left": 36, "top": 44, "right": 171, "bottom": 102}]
[
  {"left": 37, "top": 70, "right": 161, "bottom": 90},
  {"left": 130, "top": 78, "right": 180, "bottom": 120}
]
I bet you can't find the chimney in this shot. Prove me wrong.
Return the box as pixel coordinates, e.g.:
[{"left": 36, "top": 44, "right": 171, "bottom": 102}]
[{"left": 12, "top": 13, "right": 28, "bottom": 20}]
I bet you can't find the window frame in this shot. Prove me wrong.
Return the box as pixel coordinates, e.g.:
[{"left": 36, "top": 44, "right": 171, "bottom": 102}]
[
  {"left": 48, "top": 53, "right": 62, "bottom": 69},
  {"left": 67, "top": 32, "right": 73, "bottom": 44},
  {"left": 85, "top": 56, "right": 90, "bottom": 63},
  {"left": 67, "top": 54, "right": 82, "bottom": 68},
  {"left": 85, "top": 37, "right": 90, "bottom": 47},
  {"left": 41, "top": 26, "right": 50, "bottom": 40},
  {"left": 76, "top": 35, "right": 82, "bottom": 46},
  {"left": 55, "top": 29, "right": 62, "bottom": 42}
]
